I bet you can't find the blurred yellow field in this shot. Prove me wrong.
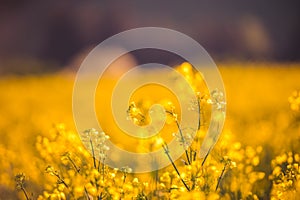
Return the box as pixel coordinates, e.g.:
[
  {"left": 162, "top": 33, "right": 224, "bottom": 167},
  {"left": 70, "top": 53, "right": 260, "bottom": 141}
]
[{"left": 0, "top": 63, "right": 300, "bottom": 199}]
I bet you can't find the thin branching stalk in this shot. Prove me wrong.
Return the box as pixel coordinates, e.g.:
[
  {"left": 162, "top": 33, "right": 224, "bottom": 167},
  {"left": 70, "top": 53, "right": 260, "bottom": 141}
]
[
  {"left": 97, "top": 159, "right": 101, "bottom": 172},
  {"left": 89, "top": 138, "right": 97, "bottom": 169},
  {"left": 84, "top": 188, "right": 91, "bottom": 200},
  {"left": 197, "top": 96, "right": 201, "bottom": 130},
  {"left": 45, "top": 166, "right": 78, "bottom": 199},
  {"left": 162, "top": 142, "right": 190, "bottom": 191},
  {"left": 166, "top": 110, "right": 192, "bottom": 165},
  {"left": 98, "top": 159, "right": 106, "bottom": 182},
  {"left": 15, "top": 173, "right": 31, "bottom": 200},
  {"left": 66, "top": 154, "right": 90, "bottom": 200},
  {"left": 215, "top": 162, "right": 228, "bottom": 191},
  {"left": 88, "top": 133, "right": 103, "bottom": 200},
  {"left": 201, "top": 146, "right": 212, "bottom": 166},
  {"left": 191, "top": 162, "right": 203, "bottom": 190},
  {"left": 202, "top": 121, "right": 221, "bottom": 167},
  {"left": 53, "top": 173, "right": 69, "bottom": 188},
  {"left": 123, "top": 172, "right": 127, "bottom": 184},
  {"left": 193, "top": 151, "right": 197, "bottom": 161},
  {"left": 189, "top": 148, "right": 197, "bottom": 163},
  {"left": 154, "top": 170, "right": 158, "bottom": 192},
  {"left": 175, "top": 120, "right": 191, "bottom": 165},
  {"left": 100, "top": 192, "right": 105, "bottom": 200},
  {"left": 102, "top": 158, "right": 105, "bottom": 181},
  {"left": 97, "top": 158, "right": 106, "bottom": 181},
  {"left": 67, "top": 155, "right": 80, "bottom": 173},
  {"left": 185, "top": 151, "right": 191, "bottom": 165},
  {"left": 21, "top": 187, "right": 30, "bottom": 200}
]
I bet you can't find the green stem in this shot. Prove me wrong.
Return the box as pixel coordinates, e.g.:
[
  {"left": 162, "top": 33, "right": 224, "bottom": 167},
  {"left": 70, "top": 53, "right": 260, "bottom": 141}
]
[
  {"left": 102, "top": 158, "right": 105, "bottom": 181},
  {"left": 123, "top": 173, "right": 127, "bottom": 184},
  {"left": 68, "top": 156, "right": 90, "bottom": 200},
  {"left": 215, "top": 163, "right": 227, "bottom": 191},
  {"left": 201, "top": 146, "right": 212, "bottom": 166},
  {"left": 97, "top": 159, "right": 101, "bottom": 172},
  {"left": 89, "top": 138, "right": 97, "bottom": 169},
  {"left": 193, "top": 151, "right": 197, "bottom": 161},
  {"left": 68, "top": 155, "right": 80, "bottom": 173},
  {"left": 84, "top": 187, "right": 91, "bottom": 200},
  {"left": 162, "top": 143, "right": 190, "bottom": 191},
  {"left": 54, "top": 173, "right": 68, "bottom": 188},
  {"left": 197, "top": 96, "right": 201, "bottom": 130},
  {"left": 21, "top": 187, "right": 30, "bottom": 200},
  {"left": 175, "top": 120, "right": 191, "bottom": 165}
]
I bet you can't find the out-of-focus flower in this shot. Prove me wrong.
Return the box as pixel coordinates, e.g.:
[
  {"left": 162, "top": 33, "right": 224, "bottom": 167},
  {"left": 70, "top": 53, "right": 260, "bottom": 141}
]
[
  {"left": 288, "top": 90, "right": 300, "bottom": 112},
  {"left": 127, "top": 101, "right": 147, "bottom": 125},
  {"left": 120, "top": 166, "right": 133, "bottom": 174},
  {"left": 207, "top": 89, "right": 226, "bottom": 111},
  {"left": 173, "top": 128, "right": 195, "bottom": 150},
  {"left": 15, "top": 173, "right": 26, "bottom": 190},
  {"left": 270, "top": 151, "right": 300, "bottom": 199},
  {"left": 81, "top": 128, "right": 110, "bottom": 160}
]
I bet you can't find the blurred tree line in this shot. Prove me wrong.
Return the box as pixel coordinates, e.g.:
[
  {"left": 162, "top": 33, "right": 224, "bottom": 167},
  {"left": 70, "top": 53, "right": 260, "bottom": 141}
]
[{"left": 0, "top": 1, "right": 299, "bottom": 74}]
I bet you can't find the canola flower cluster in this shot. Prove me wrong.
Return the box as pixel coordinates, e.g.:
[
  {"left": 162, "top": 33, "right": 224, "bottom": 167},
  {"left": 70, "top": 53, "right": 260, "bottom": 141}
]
[
  {"left": 267, "top": 90, "right": 300, "bottom": 200},
  {"left": 20, "top": 122, "right": 267, "bottom": 199},
  {"left": 8, "top": 64, "right": 300, "bottom": 200},
  {"left": 35, "top": 124, "right": 148, "bottom": 200},
  {"left": 288, "top": 90, "right": 300, "bottom": 112},
  {"left": 270, "top": 152, "right": 300, "bottom": 199}
]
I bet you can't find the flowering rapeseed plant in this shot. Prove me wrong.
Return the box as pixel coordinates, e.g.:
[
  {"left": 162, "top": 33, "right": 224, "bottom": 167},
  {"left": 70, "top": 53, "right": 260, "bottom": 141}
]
[{"left": 0, "top": 63, "right": 298, "bottom": 199}]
